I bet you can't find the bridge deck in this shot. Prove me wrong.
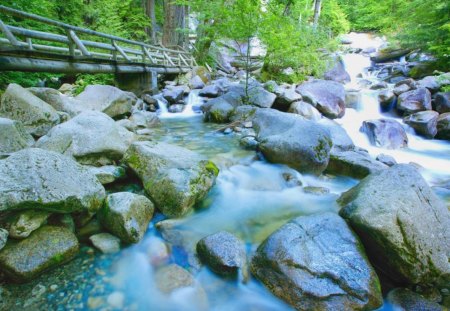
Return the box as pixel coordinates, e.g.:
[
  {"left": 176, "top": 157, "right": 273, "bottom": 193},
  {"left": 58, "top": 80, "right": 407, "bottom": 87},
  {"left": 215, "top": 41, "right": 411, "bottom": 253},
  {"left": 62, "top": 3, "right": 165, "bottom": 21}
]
[{"left": 0, "top": 5, "right": 196, "bottom": 74}]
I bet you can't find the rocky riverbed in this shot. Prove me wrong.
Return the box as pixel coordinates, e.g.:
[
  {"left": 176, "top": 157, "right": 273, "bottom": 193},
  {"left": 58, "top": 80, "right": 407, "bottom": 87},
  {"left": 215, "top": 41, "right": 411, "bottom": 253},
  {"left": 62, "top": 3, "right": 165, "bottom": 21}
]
[{"left": 0, "top": 33, "right": 449, "bottom": 310}]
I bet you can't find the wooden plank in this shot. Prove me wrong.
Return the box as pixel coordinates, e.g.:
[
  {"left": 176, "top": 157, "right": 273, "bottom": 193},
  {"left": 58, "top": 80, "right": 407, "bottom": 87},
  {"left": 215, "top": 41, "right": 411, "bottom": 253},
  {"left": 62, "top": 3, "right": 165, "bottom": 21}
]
[
  {"left": 0, "top": 19, "right": 19, "bottom": 46},
  {"left": 68, "top": 30, "right": 91, "bottom": 57},
  {"left": 143, "top": 47, "right": 156, "bottom": 64},
  {"left": 113, "top": 41, "right": 131, "bottom": 62},
  {"left": 163, "top": 51, "right": 176, "bottom": 66},
  {"left": 26, "top": 38, "right": 33, "bottom": 50}
]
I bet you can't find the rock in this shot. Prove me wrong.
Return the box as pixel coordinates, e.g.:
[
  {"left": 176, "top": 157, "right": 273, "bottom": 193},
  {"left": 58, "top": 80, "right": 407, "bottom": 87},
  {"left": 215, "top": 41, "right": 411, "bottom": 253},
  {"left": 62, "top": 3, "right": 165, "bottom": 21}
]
[
  {"left": 124, "top": 141, "right": 219, "bottom": 217},
  {"left": 404, "top": 111, "right": 439, "bottom": 138},
  {"left": 0, "top": 84, "right": 60, "bottom": 137},
  {"left": 417, "top": 76, "right": 441, "bottom": 93},
  {"left": 296, "top": 79, "right": 346, "bottom": 119},
  {"left": 47, "top": 214, "right": 75, "bottom": 232},
  {"left": 248, "top": 87, "right": 276, "bottom": 108},
  {"left": 0, "top": 148, "right": 105, "bottom": 214},
  {"left": 196, "top": 231, "right": 246, "bottom": 278},
  {"left": 89, "top": 233, "right": 121, "bottom": 254},
  {"left": 142, "top": 94, "right": 157, "bottom": 105},
  {"left": 436, "top": 113, "right": 450, "bottom": 140},
  {"left": 370, "top": 82, "right": 388, "bottom": 90},
  {"left": 204, "top": 98, "right": 234, "bottom": 123},
  {"left": 0, "top": 226, "right": 79, "bottom": 282},
  {"left": 129, "top": 111, "right": 161, "bottom": 128},
  {"left": 9, "top": 210, "right": 51, "bottom": 239},
  {"left": 371, "top": 48, "right": 410, "bottom": 63},
  {"left": 345, "top": 89, "right": 361, "bottom": 109},
  {"left": 58, "top": 83, "right": 75, "bottom": 95},
  {"left": 155, "top": 264, "right": 197, "bottom": 293},
  {"left": 386, "top": 288, "right": 442, "bottom": 311},
  {"left": 239, "top": 136, "right": 258, "bottom": 150},
  {"left": 189, "top": 76, "right": 205, "bottom": 89},
  {"left": 251, "top": 212, "right": 382, "bottom": 311},
  {"left": 75, "top": 85, "right": 136, "bottom": 118},
  {"left": 323, "top": 59, "right": 351, "bottom": 84},
  {"left": 361, "top": 119, "right": 408, "bottom": 149},
  {"left": 0, "top": 118, "right": 34, "bottom": 157},
  {"left": 162, "top": 86, "right": 184, "bottom": 104},
  {"left": 88, "top": 165, "right": 126, "bottom": 185},
  {"left": 397, "top": 88, "right": 432, "bottom": 115},
  {"left": 76, "top": 218, "right": 102, "bottom": 242},
  {"left": 107, "top": 292, "right": 125, "bottom": 309},
  {"left": 145, "top": 236, "right": 170, "bottom": 266},
  {"left": 199, "top": 85, "right": 221, "bottom": 98},
  {"left": 395, "top": 78, "right": 417, "bottom": 89},
  {"left": 378, "top": 89, "right": 395, "bottom": 109},
  {"left": 288, "top": 101, "right": 322, "bottom": 121},
  {"left": 376, "top": 154, "right": 397, "bottom": 166},
  {"left": 28, "top": 87, "right": 82, "bottom": 117},
  {"left": 339, "top": 164, "right": 450, "bottom": 287},
  {"left": 326, "top": 149, "right": 388, "bottom": 179},
  {"left": 273, "top": 87, "right": 302, "bottom": 111},
  {"left": 229, "top": 105, "right": 258, "bottom": 123},
  {"left": 394, "top": 84, "right": 411, "bottom": 96},
  {"left": 0, "top": 228, "right": 8, "bottom": 251},
  {"left": 303, "top": 186, "right": 330, "bottom": 195},
  {"left": 36, "top": 111, "right": 134, "bottom": 166},
  {"left": 168, "top": 104, "right": 185, "bottom": 113},
  {"left": 318, "top": 118, "right": 355, "bottom": 152},
  {"left": 434, "top": 92, "right": 450, "bottom": 114},
  {"left": 98, "top": 192, "right": 154, "bottom": 244},
  {"left": 253, "top": 109, "right": 332, "bottom": 175}
]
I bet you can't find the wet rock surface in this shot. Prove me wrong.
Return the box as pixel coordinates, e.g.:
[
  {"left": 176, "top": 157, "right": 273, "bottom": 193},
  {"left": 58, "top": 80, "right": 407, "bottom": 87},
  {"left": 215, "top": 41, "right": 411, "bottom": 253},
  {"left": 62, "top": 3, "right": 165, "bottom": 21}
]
[
  {"left": 361, "top": 119, "right": 408, "bottom": 149},
  {"left": 251, "top": 212, "right": 383, "bottom": 311},
  {"left": 0, "top": 117, "right": 35, "bottom": 157}
]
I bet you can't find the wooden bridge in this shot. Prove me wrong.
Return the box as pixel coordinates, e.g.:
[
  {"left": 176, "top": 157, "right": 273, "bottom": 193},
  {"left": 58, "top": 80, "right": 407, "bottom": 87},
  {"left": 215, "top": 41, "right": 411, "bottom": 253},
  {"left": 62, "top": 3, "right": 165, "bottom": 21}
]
[{"left": 0, "top": 5, "right": 197, "bottom": 93}]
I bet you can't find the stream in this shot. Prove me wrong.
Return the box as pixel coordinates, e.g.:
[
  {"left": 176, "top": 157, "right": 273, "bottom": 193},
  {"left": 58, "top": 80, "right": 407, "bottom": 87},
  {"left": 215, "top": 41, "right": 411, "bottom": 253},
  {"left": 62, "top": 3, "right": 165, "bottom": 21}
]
[{"left": 3, "top": 33, "right": 449, "bottom": 311}]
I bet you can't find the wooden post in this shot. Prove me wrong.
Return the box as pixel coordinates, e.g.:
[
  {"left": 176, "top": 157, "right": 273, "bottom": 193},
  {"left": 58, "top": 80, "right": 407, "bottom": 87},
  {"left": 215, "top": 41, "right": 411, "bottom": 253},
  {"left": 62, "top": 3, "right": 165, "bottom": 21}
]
[
  {"left": 0, "top": 19, "right": 19, "bottom": 46},
  {"left": 26, "top": 38, "right": 33, "bottom": 50},
  {"left": 69, "top": 30, "right": 91, "bottom": 57},
  {"left": 66, "top": 30, "right": 75, "bottom": 57},
  {"left": 113, "top": 41, "right": 131, "bottom": 62}
]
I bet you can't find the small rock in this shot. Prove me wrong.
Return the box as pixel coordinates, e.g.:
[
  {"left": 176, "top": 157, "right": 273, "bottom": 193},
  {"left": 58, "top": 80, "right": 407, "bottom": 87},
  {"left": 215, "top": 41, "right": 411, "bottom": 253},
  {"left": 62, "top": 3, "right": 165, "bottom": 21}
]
[
  {"left": 88, "top": 165, "right": 126, "bottom": 185},
  {"left": 239, "top": 137, "right": 258, "bottom": 150},
  {"left": 243, "top": 121, "right": 253, "bottom": 128},
  {"left": 145, "top": 236, "right": 170, "bottom": 266},
  {"left": 223, "top": 128, "right": 233, "bottom": 135},
  {"left": 89, "top": 233, "right": 121, "bottom": 254},
  {"left": 376, "top": 154, "right": 397, "bottom": 166},
  {"left": 87, "top": 296, "right": 105, "bottom": 309},
  {"left": 303, "top": 186, "right": 330, "bottom": 195},
  {"left": 199, "top": 85, "right": 221, "bottom": 98},
  {"left": 404, "top": 111, "right": 439, "bottom": 138},
  {"left": 282, "top": 172, "right": 302, "bottom": 187},
  {"left": 196, "top": 231, "right": 246, "bottom": 278},
  {"left": 393, "top": 84, "right": 411, "bottom": 96},
  {"left": 107, "top": 291, "right": 125, "bottom": 309},
  {"left": 387, "top": 288, "right": 442, "bottom": 311},
  {"left": 9, "top": 210, "right": 51, "bottom": 239},
  {"left": 397, "top": 88, "right": 432, "bottom": 115},
  {"left": 49, "top": 284, "right": 58, "bottom": 292}
]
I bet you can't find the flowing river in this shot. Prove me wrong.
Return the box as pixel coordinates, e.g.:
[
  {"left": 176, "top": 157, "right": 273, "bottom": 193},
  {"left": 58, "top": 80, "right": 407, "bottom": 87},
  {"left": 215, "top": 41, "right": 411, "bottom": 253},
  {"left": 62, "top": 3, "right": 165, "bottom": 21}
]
[{"left": 3, "top": 33, "right": 449, "bottom": 311}]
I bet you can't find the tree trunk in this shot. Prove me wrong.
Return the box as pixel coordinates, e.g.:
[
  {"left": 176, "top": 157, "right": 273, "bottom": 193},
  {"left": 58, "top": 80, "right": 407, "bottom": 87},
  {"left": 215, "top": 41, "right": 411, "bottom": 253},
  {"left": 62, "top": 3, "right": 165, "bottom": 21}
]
[
  {"left": 162, "top": 0, "right": 187, "bottom": 48},
  {"left": 313, "top": 0, "right": 322, "bottom": 29},
  {"left": 145, "top": 0, "right": 157, "bottom": 43}
]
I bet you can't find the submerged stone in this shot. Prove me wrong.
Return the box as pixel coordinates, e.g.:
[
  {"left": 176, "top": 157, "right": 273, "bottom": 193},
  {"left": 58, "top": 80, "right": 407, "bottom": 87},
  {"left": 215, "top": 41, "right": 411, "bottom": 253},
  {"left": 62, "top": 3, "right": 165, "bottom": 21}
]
[
  {"left": 89, "top": 233, "right": 121, "bottom": 254},
  {"left": 0, "top": 226, "right": 79, "bottom": 282}
]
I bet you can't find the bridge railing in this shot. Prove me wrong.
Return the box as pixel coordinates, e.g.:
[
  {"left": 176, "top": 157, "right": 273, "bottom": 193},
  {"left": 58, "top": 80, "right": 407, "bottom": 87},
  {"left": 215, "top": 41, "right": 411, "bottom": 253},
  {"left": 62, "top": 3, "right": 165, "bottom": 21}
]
[{"left": 0, "top": 5, "right": 197, "bottom": 69}]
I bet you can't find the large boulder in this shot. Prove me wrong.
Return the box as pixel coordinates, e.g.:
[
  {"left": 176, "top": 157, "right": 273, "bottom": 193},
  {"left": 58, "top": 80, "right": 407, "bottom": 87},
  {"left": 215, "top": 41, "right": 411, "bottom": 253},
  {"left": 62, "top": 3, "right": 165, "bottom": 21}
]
[
  {"left": 248, "top": 86, "right": 276, "bottom": 108},
  {"left": 28, "top": 87, "right": 82, "bottom": 117},
  {"left": 98, "top": 192, "right": 154, "bottom": 244},
  {"left": 0, "top": 226, "right": 79, "bottom": 282},
  {"left": 326, "top": 149, "right": 388, "bottom": 179},
  {"left": 339, "top": 164, "right": 450, "bottom": 287},
  {"left": 129, "top": 111, "right": 161, "bottom": 129},
  {"left": 397, "top": 88, "right": 432, "bottom": 115},
  {"left": 199, "top": 85, "right": 221, "bottom": 98},
  {"left": 251, "top": 212, "right": 382, "bottom": 311},
  {"left": 436, "top": 113, "right": 450, "bottom": 140},
  {"left": 288, "top": 101, "right": 322, "bottom": 121},
  {"left": 0, "top": 148, "right": 105, "bottom": 213},
  {"left": 296, "top": 80, "right": 346, "bottom": 119},
  {"left": 323, "top": 58, "right": 351, "bottom": 84},
  {"left": 162, "top": 86, "right": 184, "bottom": 104},
  {"left": 75, "top": 85, "right": 136, "bottom": 118},
  {"left": 0, "top": 84, "right": 60, "bottom": 137},
  {"left": 196, "top": 231, "right": 246, "bottom": 279},
  {"left": 253, "top": 109, "right": 332, "bottom": 175},
  {"left": 0, "top": 118, "right": 34, "bottom": 157},
  {"left": 417, "top": 76, "right": 441, "bottom": 93},
  {"left": 36, "top": 111, "right": 135, "bottom": 166},
  {"left": 124, "top": 141, "right": 219, "bottom": 217},
  {"left": 434, "top": 92, "right": 450, "bottom": 114},
  {"left": 404, "top": 111, "right": 439, "bottom": 138},
  {"left": 203, "top": 98, "right": 234, "bottom": 123},
  {"left": 361, "top": 119, "right": 408, "bottom": 149},
  {"left": 273, "top": 87, "right": 302, "bottom": 111},
  {"left": 386, "top": 288, "right": 443, "bottom": 311},
  {"left": 318, "top": 118, "right": 355, "bottom": 152}
]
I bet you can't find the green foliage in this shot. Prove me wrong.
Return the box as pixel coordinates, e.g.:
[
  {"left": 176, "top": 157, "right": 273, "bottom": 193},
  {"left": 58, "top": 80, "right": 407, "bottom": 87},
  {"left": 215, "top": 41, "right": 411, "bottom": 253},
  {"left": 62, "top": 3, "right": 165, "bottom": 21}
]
[
  {"left": 0, "top": 72, "right": 62, "bottom": 89},
  {"left": 320, "top": 0, "right": 350, "bottom": 36},
  {"left": 73, "top": 74, "right": 115, "bottom": 95}
]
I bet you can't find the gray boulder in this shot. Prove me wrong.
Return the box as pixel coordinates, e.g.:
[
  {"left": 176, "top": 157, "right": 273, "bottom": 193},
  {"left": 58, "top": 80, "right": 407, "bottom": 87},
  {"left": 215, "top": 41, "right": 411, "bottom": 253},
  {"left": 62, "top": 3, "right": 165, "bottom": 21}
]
[
  {"left": 386, "top": 288, "right": 442, "bottom": 311},
  {"left": 36, "top": 111, "right": 135, "bottom": 166},
  {"left": 323, "top": 59, "right": 351, "bottom": 84},
  {"left": 75, "top": 85, "right": 136, "bottom": 118},
  {"left": 129, "top": 111, "right": 161, "bottom": 129},
  {"left": 0, "top": 228, "right": 8, "bottom": 251},
  {"left": 254, "top": 109, "right": 332, "bottom": 175},
  {"left": 168, "top": 104, "right": 185, "bottom": 113},
  {"left": 378, "top": 89, "right": 395, "bottom": 109},
  {"left": 404, "top": 111, "right": 439, "bottom": 138},
  {"left": 339, "top": 164, "right": 450, "bottom": 287},
  {"left": 98, "top": 192, "right": 154, "bottom": 244},
  {"left": 273, "top": 87, "right": 302, "bottom": 111},
  {"left": 326, "top": 149, "right": 388, "bottom": 179},
  {"left": 248, "top": 86, "right": 276, "bottom": 108},
  {"left": 189, "top": 76, "right": 205, "bottom": 89},
  {"left": 0, "top": 84, "right": 60, "bottom": 137},
  {"left": 361, "top": 119, "right": 408, "bottom": 149},
  {"left": 393, "top": 84, "right": 411, "bottom": 96},
  {"left": 199, "top": 85, "right": 221, "bottom": 98},
  {"left": 436, "top": 113, "right": 450, "bottom": 140},
  {"left": 163, "top": 86, "right": 185, "bottom": 104},
  {"left": 417, "top": 76, "right": 441, "bottom": 93},
  {"left": 318, "top": 118, "right": 355, "bottom": 152},
  {"left": 0, "top": 118, "right": 34, "bottom": 157},
  {"left": 204, "top": 98, "right": 234, "bottom": 123},
  {"left": 88, "top": 165, "right": 126, "bottom": 185},
  {"left": 251, "top": 212, "right": 382, "bottom": 311},
  {"left": 196, "top": 231, "right": 246, "bottom": 279},
  {"left": 89, "top": 233, "right": 121, "bottom": 254},
  {"left": 0, "top": 226, "right": 79, "bottom": 282},
  {"left": 9, "top": 210, "right": 51, "bottom": 239},
  {"left": 296, "top": 79, "right": 346, "bottom": 119},
  {"left": 124, "top": 141, "right": 219, "bottom": 217},
  {"left": 28, "top": 87, "right": 82, "bottom": 117},
  {"left": 397, "top": 88, "right": 432, "bottom": 115},
  {"left": 0, "top": 148, "right": 105, "bottom": 213},
  {"left": 376, "top": 154, "right": 397, "bottom": 167},
  {"left": 434, "top": 92, "right": 450, "bottom": 114},
  {"left": 288, "top": 101, "right": 322, "bottom": 121}
]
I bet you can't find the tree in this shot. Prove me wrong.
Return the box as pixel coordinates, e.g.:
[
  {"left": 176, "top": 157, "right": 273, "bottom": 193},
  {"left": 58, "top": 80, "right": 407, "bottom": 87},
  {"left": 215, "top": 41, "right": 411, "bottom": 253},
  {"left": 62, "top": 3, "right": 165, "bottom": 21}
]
[
  {"left": 143, "top": 0, "right": 157, "bottom": 43},
  {"left": 162, "top": 0, "right": 187, "bottom": 48},
  {"left": 313, "top": 0, "right": 322, "bottom": 29}
]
